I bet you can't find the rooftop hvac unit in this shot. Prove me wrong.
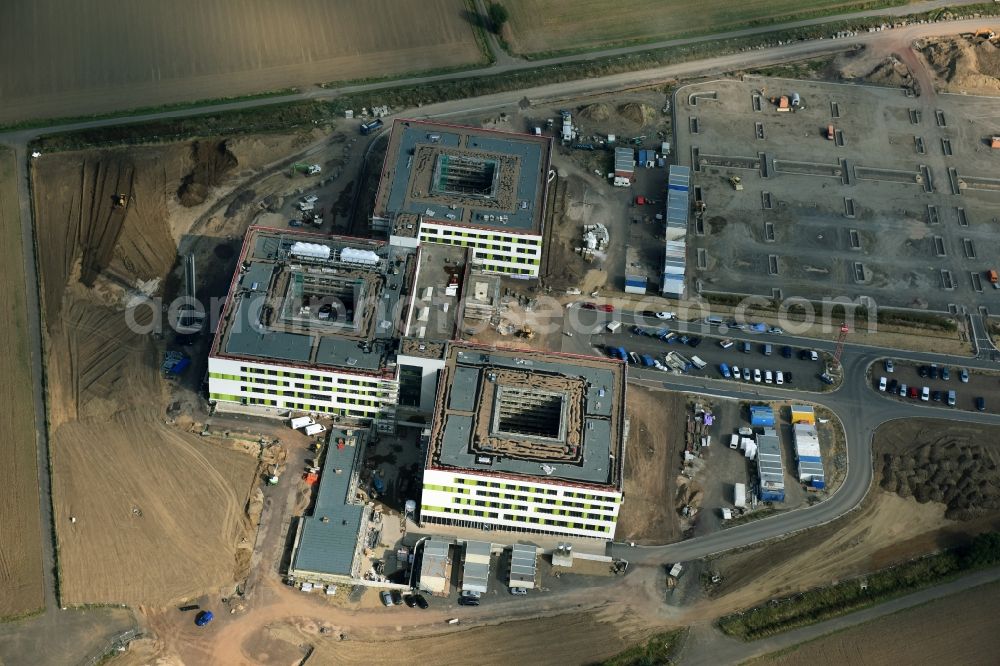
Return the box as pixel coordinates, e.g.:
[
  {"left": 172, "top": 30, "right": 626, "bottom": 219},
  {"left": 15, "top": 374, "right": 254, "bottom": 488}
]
[{"left": 290, "top": 242, "right": 331, "bottom": 261}]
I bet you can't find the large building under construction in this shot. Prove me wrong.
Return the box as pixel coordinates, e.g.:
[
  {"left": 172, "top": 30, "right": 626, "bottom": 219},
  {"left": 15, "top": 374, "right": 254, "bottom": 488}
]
[
  {"left": 420, "top": 344, "right": 627, "bottom": 540},
  {"left": 207, "top": 226, "right": 413, "bottom": 428},
  {"left": 373, "top": 119, "right": 552, "bottom": 277}
]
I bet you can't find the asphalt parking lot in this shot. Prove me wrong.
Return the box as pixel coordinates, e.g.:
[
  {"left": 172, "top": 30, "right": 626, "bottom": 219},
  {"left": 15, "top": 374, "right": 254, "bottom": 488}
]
[
  {"left": 591, "top": 326, "right": 830, "bottom": 392},
  {"left": 871, "top": 358, "right": 1000, "bottom": 414}
]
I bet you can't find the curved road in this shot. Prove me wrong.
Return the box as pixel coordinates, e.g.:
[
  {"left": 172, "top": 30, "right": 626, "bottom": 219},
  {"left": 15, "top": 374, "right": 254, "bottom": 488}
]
[{"left": 1, "top": 5, "right": 999, "bottom": 654}]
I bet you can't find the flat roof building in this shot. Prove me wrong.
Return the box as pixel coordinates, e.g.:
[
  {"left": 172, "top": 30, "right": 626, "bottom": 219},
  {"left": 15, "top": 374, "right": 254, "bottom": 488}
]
[
  {"left": 418, "top": 539, "right": 451, "bottom": 595},
  {"left": 756, "top": 428, "right": 785, "bottom": 502},
  {"left": 287, "top": 426, "right": 370, "bottom": 584},
  {"left": 374, "top": 119, "right": 552, "bottom": 277},
  {"left": 793, "top": 424, "right": 825, "bottom": 488},
  {"left": 420, "top": 343, "right": 627, "bottom": 540},
  {"left": 509, "top": 543, "right": 538, "bottom": 589},
  {"left": 663, "top": 165, "right": 690, "bottom": 298},
  {"left": 207, "top": 226, "right": 415, "bottom": 427}
]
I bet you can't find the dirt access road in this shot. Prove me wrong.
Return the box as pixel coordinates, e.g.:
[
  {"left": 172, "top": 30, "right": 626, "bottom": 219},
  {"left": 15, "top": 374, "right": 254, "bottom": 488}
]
[{"left": 0, "top": 146, "right": 43, "bottom": 618}]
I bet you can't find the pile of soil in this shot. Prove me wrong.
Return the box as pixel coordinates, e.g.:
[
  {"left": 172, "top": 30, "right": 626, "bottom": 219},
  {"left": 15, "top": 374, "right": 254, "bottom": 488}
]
[
  {"left": 618, "top": 102, "right": 656, "bottom": 126},
  {"left": 177, "top": 140, "right": 238, "bottom": 207},
  {"left": 578, "top": 102, "right": 612, "bottom": 121},
  {"left": 860, "top": 56, "right": 914, "bottom": 89},
  {"left": 920, "top": 35, "right": 1000, "bottom": 95},
  {"left": 881, "top": 438, "right": 1000, "bottom": 520}
]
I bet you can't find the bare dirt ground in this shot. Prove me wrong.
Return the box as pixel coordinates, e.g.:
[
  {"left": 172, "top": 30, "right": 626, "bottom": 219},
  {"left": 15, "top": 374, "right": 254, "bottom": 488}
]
[
  {"left": 697, "top": 418, "right": 1000, "bottom": 618},
  {"left": 616, "top": 387, "right": 686, "bottom": 544},
  {"left": 29, "top": 136, "right": 331, "bottom": 606},
  {"left": 919, "top": 33, "right": 1000, "bottom": 96},
  {"left": 0, "top": 147, "right": 44, "bottom": 618},
  {"left": 760, "top": 580, "right": 1000, "bottom": 666},
  {"left": 0, "top": 0, "right": 485, "bottom": 124}
]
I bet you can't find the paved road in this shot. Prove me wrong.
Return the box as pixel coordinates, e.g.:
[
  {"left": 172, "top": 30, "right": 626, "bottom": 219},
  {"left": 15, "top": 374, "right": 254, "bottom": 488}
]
[
  {"left": 0, "top": 6, "right": 997, "bottom": 657},
  {"left": 679, "top": 565, "right": 1000, "bottom": 665}
]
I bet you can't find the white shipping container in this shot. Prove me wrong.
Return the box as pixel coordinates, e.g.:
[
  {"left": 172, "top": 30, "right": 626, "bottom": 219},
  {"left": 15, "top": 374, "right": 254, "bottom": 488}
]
[
  {"left": 304, "top": 423, "right": 326, "bottom": 436},
  {"left": 290, "top": 416, "right": 315, "bottom": 430},
  {"left": 734, "top": 483, "right": 747, "bottom": 508}
]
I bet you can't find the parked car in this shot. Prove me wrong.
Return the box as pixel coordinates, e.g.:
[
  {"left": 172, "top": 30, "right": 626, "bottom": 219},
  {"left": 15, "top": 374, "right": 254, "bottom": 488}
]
[
  {"left": 941, "top": 367, "right": 950, "bottom": 381},
  {"left": 762, "top": 343, "right": 773, "bottom": 356},
  {"left": 908, "top": 386, "right": 918, "bottom": 399},
  {"left": 960, "top": 368, "right": 969, "bottom": 383},
  {"left": 947, "top": 390, "right": 957, "bottom": 406},
  {"left": 764, "top": 370, "right": 773, "bottom": 384},
  {"left": 769, "top": 326, "right": 784, "bottom": 334},
  {"left": 784, "top": 371, "right": 794, "bottom": 384},
  {"left": 580, "top": 302, "right": 596, "bottom": 310},
  {"left": 458, "top": 596, "right": 480, "bottom": 607},
  {"left": 732, "top": 365, "right": 741, "bottom": 379},
  {"left": 509, "top": 587, "right": 528, "bottom": 596},
  {"left": 976, "top": 396, "right": 986, "bottom": 412},
  {"left": 885, "top": 359, "right": 894, "bottom": 373},
  {"left": 655, "top": 311, "right": 675, "bottom": 320},
  {"left": 415, "top": 594, "right": 429, "bottom": 609},
  {"left": 753, "top": 368, "right": 762, "bottom": 383},
  {"left": 899, "top": 383, "right": 908, "bottom": 397},
  {"left": 932, "top": 390, "right": 942, "bottom": 402},
  {"left": 688, "top": 336, "right": 703, "bottom": 348},
  {"left": 819, "top": 372, "right": 835, "bottom": 385},
  {"left": 929, "top": 364, "right": 939, "bottom": 380},
  {"left": 918, "top": 365, "right": 929, "bottom": 378},
  {"left": 403, "top": 594, "right": 416, "bottom": 608},
  {"left": 742, "top": 367, "right": 750, "bottom": 381},
  {"left": 921, "top": 386, "right": 930, "bottom": 401},
  {"left": 391, "top": 590, "right": 403, "bottom": 606},
  {"left": 380, "top": 591, "right": 394, "bottom": 607},
  {"left": 597, "top": 304, "right": 615, "bottom": 313},
  {"left": 887, "top": 379, "right": 898, "bottom": 393},
  {"left": 781, "top": 346, "right": 792, "bottom": 358},
  {"left": 878, "top": 376, "right": 887, "bottom": 391},
  {"left": 776, "top": 371, "right": 784, "bottom": 385}
]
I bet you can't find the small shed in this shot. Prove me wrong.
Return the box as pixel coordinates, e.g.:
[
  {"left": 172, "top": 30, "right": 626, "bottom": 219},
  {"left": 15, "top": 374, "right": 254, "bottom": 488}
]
[
  {"left": 750, "top": 406, "right": 775, "bottom": 427},
  {"left": 509, "top": 544, "right": 538, "bottom": 590},
  {"left": 790, "top": 404, "right": 816, "bottom": 425},
  {"left": 551, "top": 542, "right": 574, "bottom": 567},
  {"left": 419, "top": 540, "right": 450, "bottom": 594},
  {"left": 461, "top": 541, "right": 491, "bottom": 594}
]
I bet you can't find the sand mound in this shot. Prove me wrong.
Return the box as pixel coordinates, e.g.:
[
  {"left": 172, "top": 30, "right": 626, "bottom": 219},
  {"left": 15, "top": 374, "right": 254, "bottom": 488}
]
[
  {"left": 618, "top": 102, "right": 656, "bottom": 127},
  {"left": 862, "top": 56, "right": 914, "bottom": 88},
  {"left": 921, "top": 35, "right": 1000, "bottom": 95},
  {"left": 578, "top": 103, "right": 612, "bottom": 121}
]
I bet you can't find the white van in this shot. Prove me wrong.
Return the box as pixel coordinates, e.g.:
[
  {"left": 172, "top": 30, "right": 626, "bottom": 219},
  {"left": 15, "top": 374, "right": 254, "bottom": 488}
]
[
  {"left": 775, "top": 371, "right": 784, "bottom": 385},
  {"left": 690, "top": 355, "right": 707, "bottom": 370},
  {"left": 764, "top": 370, "right": 773, "bottom": 384},
  {"left": 606, "top": 321, "right": 621, "bottom": 333}
]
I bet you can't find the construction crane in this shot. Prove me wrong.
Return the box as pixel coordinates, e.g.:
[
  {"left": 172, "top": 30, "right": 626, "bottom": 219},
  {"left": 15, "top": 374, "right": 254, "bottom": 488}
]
[{"left": 832, "top": 323, "right": 850, "bottom": 368}]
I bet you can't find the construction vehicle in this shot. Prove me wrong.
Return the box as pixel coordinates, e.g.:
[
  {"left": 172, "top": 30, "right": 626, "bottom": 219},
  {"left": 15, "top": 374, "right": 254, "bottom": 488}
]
[
  {"left": 973, "top": 28, "right": 997, "bottom": 40},
  {"left": 990, "top": 136, "right": 1000, "bottom": 149},
  {"left": 771, "top": 96, "right": 791, "bottom": 112},
  {"left": 729, "top": 176, "right": 743, "bottom": 191},
  {"left": 827, "top": 125, "right": 835, "bottom": 140},
  {"left": 113, "top": 193, "right": 127, "bottom": 208},
  {"left": 360, "top": 118, "right": 384, "bottom": 135},
  {"left": 516, "top": 325, "right": 535, "bottom": 340},
  {"left": 291, "top": 163, "right": 321, "bottom": 176}
]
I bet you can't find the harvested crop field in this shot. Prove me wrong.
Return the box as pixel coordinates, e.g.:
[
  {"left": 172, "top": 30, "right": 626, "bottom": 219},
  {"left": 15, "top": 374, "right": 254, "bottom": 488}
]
[
  {"left": 31, "top": 143, "right": 268, "bottom": 606},
  {"left": 0, "top": 148, "right": 44, "bottom": 618},
  {"left": 503, "top": 0, "right": 869, "bottom": 56},
  {"left": 760, "top": 580, "right": 1000, "bottom": 666},
  {"left": 0, "top": 0, "right": 485, "bottom": 124}
]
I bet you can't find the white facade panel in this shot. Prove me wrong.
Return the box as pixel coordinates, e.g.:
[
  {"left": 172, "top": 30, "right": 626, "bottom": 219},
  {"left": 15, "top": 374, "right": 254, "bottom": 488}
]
[{"left": 417, "top": 220, "right": 542, "bottom": 276}]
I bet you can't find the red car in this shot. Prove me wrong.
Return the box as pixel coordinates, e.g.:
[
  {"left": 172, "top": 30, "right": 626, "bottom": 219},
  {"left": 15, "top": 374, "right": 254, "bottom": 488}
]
[
  {"left": 580, "top": 303, "right": 615, "bottom": 312},
  {"left": 908, "top": 386, "right": 918, "bottom": 399}
]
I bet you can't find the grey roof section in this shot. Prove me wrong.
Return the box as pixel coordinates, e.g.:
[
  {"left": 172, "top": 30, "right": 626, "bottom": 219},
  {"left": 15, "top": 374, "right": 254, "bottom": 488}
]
[
  {"left": 226, "top": 297, "right": 314, "bottom": 363},
  {"left": 290, "top": 428, "right": 367, "bottom": 577},
  {"left": 382, "top": 121, "right": 547, "bottom": 232},
  {"left": 461, "top": 540, "right": 491, "bottom": 593},
  {"left": 420, "top": 540, "right": 450, "bottom": 583},
  {"left": 437, "top": 350, "right": 619, "bottom": 485},
  {"left": 316, "top": 336, "right": 382, "bottom": 371},
  {"left": 614, "top": 147, "right": 635, "bottom": 172},
  {"left": 509, "top": 544, "right": 537, "bottom": 587},
  {"left": 756, "top": 431, "right": 785, "bottom": 491},
  {"left": 449, "top": 366, "right": 481, "bottom": 412}
]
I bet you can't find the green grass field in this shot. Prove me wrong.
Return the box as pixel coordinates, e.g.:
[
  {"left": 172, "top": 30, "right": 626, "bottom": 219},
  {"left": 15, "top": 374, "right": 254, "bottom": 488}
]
[
  {"left": 503, "top": 0, "right": 907, "bottom": 56},
  {"left": 0, "top": 147, "right": 44, "bottom": 618}
]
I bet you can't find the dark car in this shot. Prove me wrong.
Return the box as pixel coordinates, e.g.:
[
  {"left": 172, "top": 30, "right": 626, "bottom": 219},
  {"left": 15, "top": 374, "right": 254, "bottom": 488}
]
[
  {"left": 929, "top": 365, "right": 939, "bottom": 380},
  {"left": 415, "top": 594, "right": 429, "bottom": 609},
  {"left": 798, "top": 349, "right": 811, "bottom": 360},
  {"left": 976, "top": 397, "right": 986, "bottom": 412},
  {"left": 783, "top": 371, "right": 793, "bottom": 384},
  {"left": 390, "top": 590, "right": 403, "bottom": 606},
  {"left": 742, "top": 341, "right": 751, "bottom": 353},
  {"left": 887, "top": 379, "right": 898, "bottom": 393},
  {"left": 941, "top": 367, "right": 950, "bottom": 381},
  {"left": 918, "top": 365, "right": 929, "bottom": 378},
  {"left": 581, "top": 302, "right": 596, "bottom": 310},
  {"left": 932, "top": 390, "right": 942, "bottom": 402},
  {"left": 688, "top": 336, "right": 702, "bottom": 348},
  {"left": 819, "top": 372, "right": 834, "bottom": 385},
  {"left": 781, "top": 346, "right": 792, "bottom": 358},
  {"left": 403, "top": 594, "right": 416, "bottom": 608},
  {"left": 679, "top": 335, "right": 690, "bottom": 344},
  {"left": 458, "top": 596, "right": 480, "bottom": 607},
  {"left": 630, "top": 325, "right": 644, "bottom": 335},
  {"left": 641, "top": 310, "right": 659, "bottom": 318}
]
